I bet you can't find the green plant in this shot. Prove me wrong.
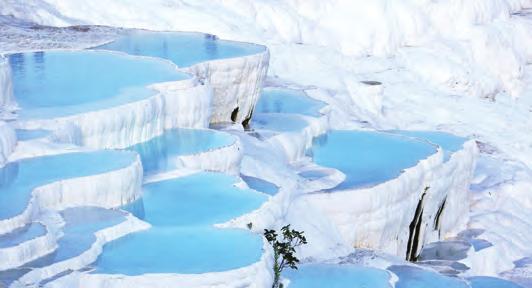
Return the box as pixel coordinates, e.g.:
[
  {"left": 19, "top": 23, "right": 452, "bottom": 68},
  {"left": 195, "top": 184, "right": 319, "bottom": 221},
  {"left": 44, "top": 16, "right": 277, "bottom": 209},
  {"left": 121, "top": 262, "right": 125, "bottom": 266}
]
[{"left": 264, "top": 225, "right": 307, "bottom": 288}]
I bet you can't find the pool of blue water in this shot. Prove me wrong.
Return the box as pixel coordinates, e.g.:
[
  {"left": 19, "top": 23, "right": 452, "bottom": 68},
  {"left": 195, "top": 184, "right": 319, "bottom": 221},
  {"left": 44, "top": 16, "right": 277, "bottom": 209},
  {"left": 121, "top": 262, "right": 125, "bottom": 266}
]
[
  {"left": 0, "top": 207, "right": 126, "bottom": 286},
  {"left": 94, "top": 226, "right": 263, "bottom": 275},
  {"left": 15, "top": 129, "right": 50, "bottom": 141},
  {"left": 468, "top": 276, "right": 524, "bottom": 288},
  {"left": 418, "top": 240, "right": 471, "bottom": 261},
  {"left": 389, "top": 131, "right": 467, "bottom": 161},
  {"left": 0, "top": 150, "right": 138, "bottom": 220},
  {"left": 126, "top": 173, "right": 267, "bottom": 226},
  {"left": 241, "top": 175, "right": 279, "bottom": 196},
  {"left": 94, "top": 172, "right": 267, "bottom": 275},
  {"left": 251, "top": 113, "right": 309, "bottom": 133},
  {"left": 298, "top": 170, "right": 329, "bottom": 181},
  {"left": 9, "top": 51, "right": 189, "bottom": 119},
  {"left": 128, "top": 129, "right": 234, "bottom": 175},
  {"left": 0, "top": 222, "right": 46, "bottom": 248},
  {"left": 389, "top": 265, "right": 469, "bottom": 288},
  {"left": 284, "top": 264, "right": 392, "bottom": 288},
  {"left": 33, "top": 207, "right": 127, "bottom": 265},
  {"left": 256, "top": 88, "right": 325, "bottom": 117},
  {"left": 514, "top": 257, "right": 532, "bottom": 268},
  {"left": 310, "top": 131, "right": 437, "bottom": 190},
  {"left": 96, "top": 31, "right": 265, "bottom": 67}
]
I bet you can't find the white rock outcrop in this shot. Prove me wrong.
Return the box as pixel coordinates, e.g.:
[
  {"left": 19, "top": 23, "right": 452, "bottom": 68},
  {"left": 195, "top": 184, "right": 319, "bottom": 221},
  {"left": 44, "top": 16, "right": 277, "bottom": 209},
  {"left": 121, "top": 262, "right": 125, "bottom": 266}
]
[
  {"left": 0, "top": 55, "right": 15, "bottom": 109},
  {"left": 265, "top": 113, "right": 329, "bottom": 163},
  {"left": 0, "top": 121, "right": 16, "bottom": 166},
  {"left": 184, "top": 49, "right": 269, "bottom": 125},
  {"left": 175, "top": 136, "right": 243, "bottom": 176}
]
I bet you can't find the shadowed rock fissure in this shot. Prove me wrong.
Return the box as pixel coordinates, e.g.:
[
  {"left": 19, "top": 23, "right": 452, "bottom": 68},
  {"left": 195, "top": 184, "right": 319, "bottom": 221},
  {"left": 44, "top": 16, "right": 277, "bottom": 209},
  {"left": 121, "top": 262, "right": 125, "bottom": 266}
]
[
  {"left": 434, "top": 197, "right": 447, "bottom": 237},
  {"left": 242, "top": 106, "right": 254, "bottom": 129},
  {"left": 361, "top": 80, "right": 382, "bottom": 86},
  {"left": 242, "top": 115, "right": 251, "bottom": 129},
  {"left": 406, "top": 187, "right": 429, "bottom": 261},
  {"left": 230, "top": 107, "right": 239, "bottom": 122}
]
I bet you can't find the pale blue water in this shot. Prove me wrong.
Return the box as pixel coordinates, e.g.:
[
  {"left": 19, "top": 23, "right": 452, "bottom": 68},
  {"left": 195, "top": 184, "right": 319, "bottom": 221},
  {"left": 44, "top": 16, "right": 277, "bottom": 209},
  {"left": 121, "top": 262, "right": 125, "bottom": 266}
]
[
  {"left": 94, "top": 172, "right": 267, "bottom": 275},
  {"left": 241, "top": 175, "right": 279, "bottom": 196},
  {"left": 299, "top": 170, "right": 329, "bottom": 181},
  {"left": 0, "top": 207, "right": 126, "bottom": 286},
  {"left": 418, "top": 241, "right": 471, "bottom": 261},
  {"left": 0, "top": 150, "right": 137, "bottom": 220},
  {"left": 256, "top": 88, "right": 325, "bottom": 117},
  {"left": 126, "top": 173, "right": 268, "bottom": 226},
  {"left": 470, "top": 239, "right": 493, "bottom": 251},
  {"left": 15, "top": 129, "right": 50, "bottom": 141},
  {"left": 31, "top": 207, "right": 126, "bottom": 265},
  {"left": 311, "top": 131, "right": 436, "bottom": 190},
  {"left": 128, "top": 129, "right": 234, "bottom": 175},
  {"left": 251, "top": 113, "right": 309, "bottom": 133},
  {"left": 468, "top": 276, "right": 524, "bottom": 288},
  {"left": 284, "top": 264, "right": 392, "bottom": 288},
  {"left": 389, "top": 265, "right": 469, "bottom": 288},
  {"left": 9, "top": 51, "right": 189, "bottom": 119},
  {"left": 94, "top": 226, "right": 263, "bottom": 275},
  {"left": 96, "top": 31, "right": 265, "bottom": 67},
  {"left": 0, "top": 222, "right": 46, "bottom": 248},
  {"left": 389, "top": 130, "right": 467, "bottom": 161},
  {"left": 514, "top": 257, "right": 532, "bottom": 268}
]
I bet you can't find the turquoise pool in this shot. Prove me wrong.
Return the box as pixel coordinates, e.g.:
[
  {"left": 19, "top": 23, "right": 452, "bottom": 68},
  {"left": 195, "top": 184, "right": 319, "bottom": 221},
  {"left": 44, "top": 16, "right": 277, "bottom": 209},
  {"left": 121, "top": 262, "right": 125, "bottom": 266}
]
[
  {"left": 15, "top": 129, "right": 50, "bottom": 141},
  {"left": 468, "top": 276, "right": 524, "bottom": 288},
  {"left": 389, "top": 265, "right": 469, "bottom": 288},
  {"left": 9, "top": 51, "right": 189, "bottom": 119},
  {"left": 241, "top": 175, "right": 279, "bottom": 196},
  {"left": 126, "top": 173, "right": 267, "bottom": 226},
  {"left": 389, "top": 130, "right": 467, "bottom": 161},
  {"left": 0, "top": 222, "right": 46, "bottom": 248},
  {"left": 0, "top": 207, "right": 127, "bottom": 286},
  {"left": 0, "top": 150, "right": 138, "bottom": 220},
  {"left": 310, "top": 131, "right": 437, "bottom": 190},
  {"left": 96, "top": 31, "right": 265, "bottom": 67},
  {"left": 256, "top": 88, "right": 325, "bottom": 117},
  {"left": 94, "top": 226, "right": 263, "bottom": 275},
  {"left": 128, "top": 129, "right": 234, "bottom": 175},
  {"left": 251, "top": 113, "right": 309, "bottom": 133},
  {"left": 298, "top": 170, "right": 329, "bottom": 181},
  {"left": 33, "top": 207, "right": 127, "bottom": 265},
  {"left": 93, "top": 172, "right": 267, "bottom": 275},
  {"left": 283, "top": 263, "right": 392, "bottom": 288}
]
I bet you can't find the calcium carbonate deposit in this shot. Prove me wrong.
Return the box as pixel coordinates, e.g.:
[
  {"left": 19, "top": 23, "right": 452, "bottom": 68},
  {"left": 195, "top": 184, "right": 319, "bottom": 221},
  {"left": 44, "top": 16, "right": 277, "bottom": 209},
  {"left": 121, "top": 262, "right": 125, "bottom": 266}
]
[{"left": 0, "top": 1, "right": 531, "bottom": 287}]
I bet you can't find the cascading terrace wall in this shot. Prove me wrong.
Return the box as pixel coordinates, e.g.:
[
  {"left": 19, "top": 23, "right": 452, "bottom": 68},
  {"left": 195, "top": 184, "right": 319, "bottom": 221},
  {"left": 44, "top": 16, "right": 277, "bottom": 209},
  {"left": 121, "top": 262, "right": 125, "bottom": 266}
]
[
  {"left": 0, "top": 56, "right": 16, "bottom": 166},
  {"left": 0, "top": 55, "right": 14, "bottom": 108},
  {"left": 305, "top": 140, "right": 478, "bottom": 259},
  {"left": 184, "top": 49, "right": 270, "bottom": 125}
]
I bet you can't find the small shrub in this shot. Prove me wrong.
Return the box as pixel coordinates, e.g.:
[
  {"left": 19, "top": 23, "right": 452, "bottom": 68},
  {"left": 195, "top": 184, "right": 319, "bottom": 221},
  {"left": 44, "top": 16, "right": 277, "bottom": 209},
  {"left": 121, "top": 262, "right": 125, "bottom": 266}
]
[{"left": 264, "top": 225, "right": 307, "bottom": 288}]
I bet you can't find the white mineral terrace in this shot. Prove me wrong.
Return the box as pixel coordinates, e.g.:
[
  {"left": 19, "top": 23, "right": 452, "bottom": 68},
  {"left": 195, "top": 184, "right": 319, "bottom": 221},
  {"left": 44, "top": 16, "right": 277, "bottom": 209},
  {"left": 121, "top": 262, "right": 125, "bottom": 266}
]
[{"left": 0, "top": 4, "right": 529, "bottom": 286}]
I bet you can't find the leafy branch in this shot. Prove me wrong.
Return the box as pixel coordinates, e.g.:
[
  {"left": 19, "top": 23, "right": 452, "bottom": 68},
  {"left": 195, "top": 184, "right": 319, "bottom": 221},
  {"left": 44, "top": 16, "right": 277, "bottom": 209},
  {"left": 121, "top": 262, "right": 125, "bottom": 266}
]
[{"left": 264, "top": 225, "right": 307, "bottom": 288}]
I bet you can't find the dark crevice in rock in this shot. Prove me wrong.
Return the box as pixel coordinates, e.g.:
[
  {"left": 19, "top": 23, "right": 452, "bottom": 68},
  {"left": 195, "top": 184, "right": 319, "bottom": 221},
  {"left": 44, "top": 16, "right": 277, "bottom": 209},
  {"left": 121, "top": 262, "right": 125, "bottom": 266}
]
[
  {"left": 242, "top": 116, "right": 252, "bottom": 129},
  {"left": 68, "top": 26, "right": 90, "bottom": 32},
  {"left": 242, "top": 106, "right": 254, "bottom": 129},
  {"left": 406, "top": 187, "right": 428, "bottom": 261},
  {"left": 361, "top": 80, "right": 382, "bottom": 86},
  {"left": 434, "top": 197, "right": 447, "bottom": 237},
  {"left": 230, "top": 107, "right": 239, "bottom": 122}
]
